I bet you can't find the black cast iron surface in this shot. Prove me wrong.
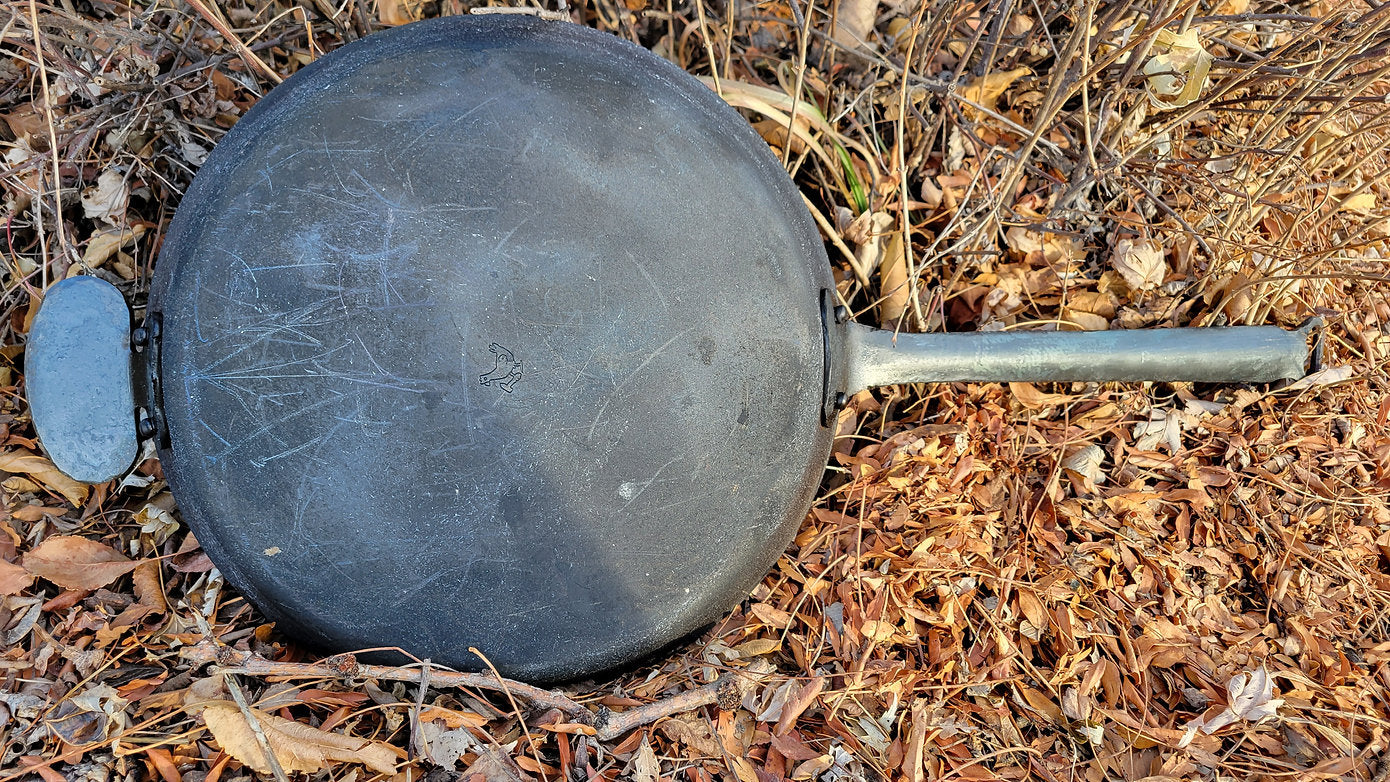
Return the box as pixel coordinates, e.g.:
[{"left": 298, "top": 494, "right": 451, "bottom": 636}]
[{"left": 151, "top": 16, "right": 834, "bottom": 681}]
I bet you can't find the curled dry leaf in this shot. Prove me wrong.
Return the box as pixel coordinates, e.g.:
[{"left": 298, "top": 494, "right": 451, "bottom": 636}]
[
  {"left": 960, "top": 67, "right": 1032, "bottom": 115},
  {"left": 0, "top": 451, "right": 90, "bottom": 506},
  {"left": 1142, "top": 29, "right": 1212, "bottom": 109},
  {"left": 22, "top": 536, "right": 140, "bottom": 591},
  {"left": 1180, "top": 667, "right": 1283, "bottom": 747},
  {"left": 1007, "top": 381, "right": 1075, "bottom": 410},
  {"left": 1132, "top": 408, "right": 1188, "bottom": 453},
  {"left": 1063, "top": 444, "right": 1107, "bottom": 486},
  {"left": 877, "top": 229, "right": 910, "bottom": 328},
  {"left": 82, "top": 224, "right": 146, "bottom": 269},
  {"left": 201, "top": 701, "right": 399, "bottom": 775},
  {"left": 1112, "top": 238, "right": 1167, "bottom": 291},
  {"left": 80, "top": 169, "right": 130, "bottom": 224}
]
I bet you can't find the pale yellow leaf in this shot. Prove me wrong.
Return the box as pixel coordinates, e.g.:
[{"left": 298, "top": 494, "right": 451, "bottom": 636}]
[
  {"left": 877, "top": 229, "right": 910, "bottom": 328},
  {"left": 734, "top": 638, "right": 782, "bottom": 657},
  {"left": 22, "top": 536, "right": 138, "bottom": 591},
  {"left": 1142, "top": 29, "right": 1212, "bottom": 109},
  {"left": 960, "top": 67, "right": 1031, "bottom": 113},
  {"left": 1340, "top": 192, "right": 1377, "bottom": 213},
  {"left": 202, "top": 701, "right": 398, "bottom": 776}
]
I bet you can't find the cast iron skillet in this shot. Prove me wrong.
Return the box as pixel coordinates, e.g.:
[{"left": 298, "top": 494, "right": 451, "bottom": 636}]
[{"left": 27, "top": 16, "right": 1318, "bottom": 682}]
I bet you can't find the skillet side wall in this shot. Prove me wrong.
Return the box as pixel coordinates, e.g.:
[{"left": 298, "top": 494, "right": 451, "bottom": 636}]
[{"left": 148, "top": 16, "right": 837, "bottom": 681}]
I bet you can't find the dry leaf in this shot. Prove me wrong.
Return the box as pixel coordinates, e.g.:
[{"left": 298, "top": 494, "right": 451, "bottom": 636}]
[
  {"left": 1008, "top": 382, "right": 1075, "bottom": 410},
  {"left": 1005, "top": 225, "right": 1085, "bottom": 263},
  {"left": 658, "top": 713, "right": 723, "bottom": 757},
  {"left": 416, "top": 720, "right": 477, "bottom": 768},
  {"left": 45, "top": 683, "right": 127, "bottom": 746},
  {"left": 1143, "top": 29, "right": 1212, "bottom": 109},
  {"left": 417, "top": 705, "right": 488, "bottom": 729},
  {"left": 1063, "top": 444, "right": 1107, "bottom": 486},
  {"left": 460, "top": 746, "right": 534, "bottom": 782},
  {"left": 1061, "top": 308, "right": 1109, "bottom": 331},
  {"left": 1112, "top": 238, "right": 1167, "bottom": 291},
  {"left": 81, "top": 169, "right": 129, "bottom": 224},
  {"left": 627, "top": 735, "right": 659, "bottom": 782},
  {"left": 22, "top": 536, "right": 139, "bottom": 591},
  {"left": 877, "top": 229, "right": 910, "bottom": 328},
  {"left": 0, "top": 558, "right": 34, "bottom": 596},
  {"left": 202, "top": 701, "right": 398, "bottom": 775},
  {"left": 734, "top": 638, "right": 781, "bottom": 657},
  {"left": 132, "top": 560, "right": 167, "bottom": 613},
  {"left": 377, "top": 0, "right": 422, "bottom": 26},
  {"left": 960, "top": 67, "right": 1032, "bottom": 114},
  {"left": 1283, "top": 365, "right": 1355, "bottom": 391},
  {"left": 83, "top": 224, "right": 146, "bottom": 269},
  {"left": 753, "top": 116, "right": 810, "bottom": 154},
  {"left": 0, "top": 451, "right": 90, "bottom": 505},
  {"left": 832, "top": 0, "right": 878, "bottom": 49},
  {"left": 1179, "top": 667, "right": 1283, "bottom": 747},
  {"left": 1338, "top": 190, "right": 1377, "bottom": 214},
  {"left": 1132, "top": 409, "right": 1183, "bottom": 453}
]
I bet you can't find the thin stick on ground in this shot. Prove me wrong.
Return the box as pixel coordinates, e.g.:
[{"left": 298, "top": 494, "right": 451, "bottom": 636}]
[
  {"left": 180, "top": 641, "right": 591, "bottom": 724},
  {"left": 593, "top": 673, "right": 745, "bottom": 741}
]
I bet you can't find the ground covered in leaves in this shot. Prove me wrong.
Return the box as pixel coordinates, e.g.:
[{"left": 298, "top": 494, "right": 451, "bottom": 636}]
[{"left": 2, "top": 0, "right": 1389, "bottom": 780}]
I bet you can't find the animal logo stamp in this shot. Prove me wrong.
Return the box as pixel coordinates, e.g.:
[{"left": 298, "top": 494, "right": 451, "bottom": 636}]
[{"left": 480, "top": 343, "right": 522, "bottom": 393}]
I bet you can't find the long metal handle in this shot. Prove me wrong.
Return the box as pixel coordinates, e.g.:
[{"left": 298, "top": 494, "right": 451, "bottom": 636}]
[{"left": 844, "top": 319, "right": 1321, "bottom": 393}]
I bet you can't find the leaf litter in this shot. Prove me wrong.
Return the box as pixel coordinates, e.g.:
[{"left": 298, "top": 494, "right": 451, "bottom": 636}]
[{"left": 1, "top": 0, "right": 1388, "bottom": 781}]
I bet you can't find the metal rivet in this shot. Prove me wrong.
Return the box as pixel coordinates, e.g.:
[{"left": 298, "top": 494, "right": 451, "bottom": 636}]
[
  {"left": 131, "top": 327, "right": 148, "bottom": 347},
  {"left": 834, "top": 305, "right": 849, "bottom": 324},
  {"left": 137, "top": 418, "right": 157, "bottom": 439}
]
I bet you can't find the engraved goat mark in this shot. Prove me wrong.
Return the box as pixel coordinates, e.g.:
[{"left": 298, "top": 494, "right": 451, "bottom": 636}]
[{"left": 480, "top": 343, "right": 522, "bottom": 393}]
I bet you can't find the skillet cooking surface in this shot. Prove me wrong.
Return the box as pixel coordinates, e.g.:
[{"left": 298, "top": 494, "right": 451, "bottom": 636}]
[{"left": 151, "top": 16, "right": 834, "bottom": 681}]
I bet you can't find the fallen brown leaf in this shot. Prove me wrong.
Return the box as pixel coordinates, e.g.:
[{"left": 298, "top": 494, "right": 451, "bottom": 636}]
[
  {"left": 376, "top": 0, "right": 422, "bottom": 26},
  {"left": 960, "top": 67, "right": 1032, "bottom": 114},
  {"left": 832, "top": 0, "right": 878, "bottom": 49},
  {"left": 0, "top": 557, "right": 33, "bottom": 595},
  {"left": 1112, "top": 238, "right": 1167, "bottom": 291},
  {"left": 0, "top": 451, "right": 89, "bottom": 506},
  {"left": 22, "top": 536, "right": 140, "bottom": 591}
]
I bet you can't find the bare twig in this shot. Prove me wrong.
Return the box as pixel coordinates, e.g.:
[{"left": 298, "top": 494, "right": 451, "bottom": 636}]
[
  {"left": 183, "top": 0, "right": 283, "bottom": 84},
  {"left": 593, "top": 673, "right": 745, "bottom": 741},
  {"left": 471, "top": 646, "right": 549, "bottom": 782},
  {"left": 180, "top": 641, "right": 592, "bottom": 724}
]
